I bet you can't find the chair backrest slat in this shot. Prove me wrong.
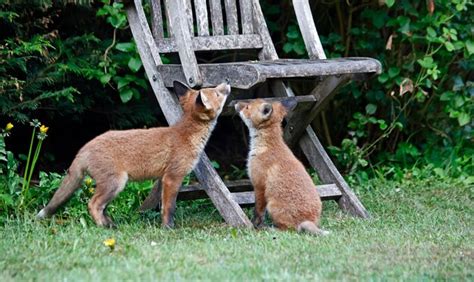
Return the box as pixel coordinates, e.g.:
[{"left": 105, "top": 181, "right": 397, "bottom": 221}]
[
  {"left": 185, "top": 0, "right": 194, "bottom": 35},
  {"left": 163, "top": 0, "right": 174, "bottom": 37},
  {"left": 156, "top": 0, "right": 260, "bottom": 39},
  {"left": 157, "top": 34, "right": 263, "bottom": 53},
  {"left": 240, "top": 0, "right": 253, "bottom": 34},
  {"left": 293, "top": 0, "right": 326, "bottom": 59},
  {"left": 194, "top": 0, "right": 210, "bottom": 36},
  {"left": 209, "top": 0, "right": 224, "bottom": 35},
  {"left": 150, "top": 0, "right": 164, "bottom": 39},
  {"left": 224, "top": 0, "right": 239, "bottom": 35}
]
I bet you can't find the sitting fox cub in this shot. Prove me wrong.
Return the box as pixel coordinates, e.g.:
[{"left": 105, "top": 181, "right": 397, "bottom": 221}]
[
  {"left": 235, "top": 99, "right": 328, "bottom": 235},
  {"left": 37, "top": 81, "right": 230, "bottom": 228}
]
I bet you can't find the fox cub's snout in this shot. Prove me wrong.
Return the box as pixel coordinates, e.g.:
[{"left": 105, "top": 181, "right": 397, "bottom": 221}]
[{"left": 235, "top": 98, "right": 297, "bottom": 128}]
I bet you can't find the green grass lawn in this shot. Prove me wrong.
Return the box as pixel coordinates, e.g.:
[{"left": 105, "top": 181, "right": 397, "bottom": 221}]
[{"left": 1, "top": 175, "right": 472, "bottom": 281}]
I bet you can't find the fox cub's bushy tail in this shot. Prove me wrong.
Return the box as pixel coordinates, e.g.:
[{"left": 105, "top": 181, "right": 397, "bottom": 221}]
[
  {"left": 297, "top": 221, "right": 330, "bottom": 236},
  {"left": 36, "top": 156, "right": 86, "bottom": 219}
]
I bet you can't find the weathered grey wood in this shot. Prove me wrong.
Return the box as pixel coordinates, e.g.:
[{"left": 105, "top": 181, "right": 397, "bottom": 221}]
[
  {"left": 300, "top": 127, "right": 369, "bottom": 218},
  {"left": 240, "top": 0, "right": 253, "bottom": 34},
  {"left": 156, "top": 34, "right": 263, "bottom": 53},
  {"left": 232, "top": 192, "right": 255, "bottom": 205},
  {"left": 314, "top": 184, "right": 342, "bottom": 199},
  {"left": 134, "top": 0, "right": 163, "bottom": 67},
  {"left": 222, "top": 95, "right": 316, "bottom": 116},
  {"left": 194, "top": 0, "right": 209, "bottom": 36},
  {"left": 128, "top": 1, "right": 181, "bottom": 122},
  {"left": 251, "top": 0, "right": 278, "bottom": 60},
  {"left": 168, "top": 0, "right": 202, "bottom": 87},
  {"left": 163, "top": 0, "right": 173, "bottom": 37},
  {"left": 209, "top": 0, "right": 224, "bottom": 35},
  {"left": 283, "top": 75, "right": 351, "bottom": 147},
  {"left": 194, "top": 154, "right": 252, "bottom": 226},
  {"left": 231, "top": 184, "right": 343, "bottom": 203},
  {"left": 224, "top": 0, "right": 239, "bottom": 35},
  {"left": 292, "top": 0, "right": 326, "bottom": 59},
  {"left": 127, "top": 3, "right": 251, "bottom": 227},
  {"left": 150, "top": 0, "right": 164, "bottom": 40},
  {"left": 139, "top": 179, "right": 342, "bottom": 211},
  {"left": 251, "top": 59, "right": 381, "bottom": 78},
  {"left": 157, "top": 58, "right": 382, "bottom": 89},
  {"left": 231, "top": 184, "right": 342, "bottom": 204},
  {"left": 158, "top": 62, "right": 257, "bottom": 89},
  {"left": 185, "top": 0, "right": 194, "bottom": 35},
  {"left": 230, "top": 184, "right": 342, "bottom": 204},
  {"left": 310, "top": 76, "right": 350, "bottom": 110},
  {"left": 141, "top": 179, "right": 252, "bottom": 210},
  {"left": 228, "top": 95, "right": 316, "bottom": 107}
]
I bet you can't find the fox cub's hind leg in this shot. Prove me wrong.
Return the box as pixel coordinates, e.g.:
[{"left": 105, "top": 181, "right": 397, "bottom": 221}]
[{"left": 88, "top": 172, "right": 128, "bottom": 228}]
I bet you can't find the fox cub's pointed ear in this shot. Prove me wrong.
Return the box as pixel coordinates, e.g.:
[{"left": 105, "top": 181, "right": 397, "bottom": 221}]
[
  {"left": 196, "top": 91, "right": 212, "bottom": 110},
  {"left": 173, "top": 81, "right": 190, "bottom": 98},
  {"left": 281, "top": 98, "right": 298, "bottom": 112},
  {"left": 261, "top": 103, "right": 273, "bottom": 119}
]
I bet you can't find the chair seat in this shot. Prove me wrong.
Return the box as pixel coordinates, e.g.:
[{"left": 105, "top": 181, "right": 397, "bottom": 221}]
[{"left": 157, "top": 58, "right": 382, "bottom": 89}]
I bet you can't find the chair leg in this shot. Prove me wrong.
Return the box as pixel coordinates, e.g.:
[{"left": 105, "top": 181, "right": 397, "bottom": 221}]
[
  {"left": 194, "top": 155, "right": 252, "bottom": 227},
  {"left": 299, "top": 127, "right": 369, "bottom": 218}
]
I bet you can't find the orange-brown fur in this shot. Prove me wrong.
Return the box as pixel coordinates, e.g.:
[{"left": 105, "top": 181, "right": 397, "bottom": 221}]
[
  {"left": 37, "top": 82, "right": 230, "bottom": 228},
  {"left": 235, "top": 99, "right": 327, "bottom": 235}
]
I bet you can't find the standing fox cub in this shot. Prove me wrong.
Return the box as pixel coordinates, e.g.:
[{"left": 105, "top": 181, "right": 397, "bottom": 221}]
[
  {"left": 37, "top": 81, "right": 230, "bottom": 228},
  {"left": 235, "top": 99, "right": 328, "bottom": 235}
]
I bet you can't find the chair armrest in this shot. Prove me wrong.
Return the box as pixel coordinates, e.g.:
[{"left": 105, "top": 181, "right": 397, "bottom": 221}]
[{"left": 292, "top": 0, "right": 327, "bottom": 59}]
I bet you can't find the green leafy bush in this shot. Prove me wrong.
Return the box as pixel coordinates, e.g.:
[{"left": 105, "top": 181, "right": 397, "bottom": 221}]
[
  {"left": 274, "top": 0, "right": 473, "bottom": 177},
  {"left": 0, "top": 1, "right": 156, "bottom": 128}
]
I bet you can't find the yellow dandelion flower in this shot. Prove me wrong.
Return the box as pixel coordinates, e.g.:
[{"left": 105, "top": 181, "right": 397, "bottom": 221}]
[
  {"left": 103, "top": 238, "right": 116, "bottom": 250},
  {"left": 5, "top": 123, "right": 13, "bottom": 131},
  {"left": 39, "top": 125, "right": 49, "bottom": 134},
  {"left": 84, "top": 177, "right": 93, "bottom": 187},
  {"left": 88, "top": 187, "right": 95, "bottom": 194}
]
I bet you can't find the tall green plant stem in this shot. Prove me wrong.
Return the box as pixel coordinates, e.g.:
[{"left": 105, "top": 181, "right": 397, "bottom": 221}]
[
  {"left": 23, "top": 139, "right": 44, "bottom": 208},
  {"left": 20, "top": 127, "right": 36, "bottom": 207}
]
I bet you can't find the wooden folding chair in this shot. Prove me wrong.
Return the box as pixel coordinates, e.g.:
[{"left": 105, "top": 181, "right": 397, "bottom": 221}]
[{"left": 125, "top": 0, "right": 381, "bottom": 227}]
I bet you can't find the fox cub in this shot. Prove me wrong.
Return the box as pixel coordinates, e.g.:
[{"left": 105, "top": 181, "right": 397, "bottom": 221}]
[
  {"left": 235, "top": 99, "right": 328, "bottom": 235},
  {"left": 37, "top": 81, "right": 230, "bottom": 228}
]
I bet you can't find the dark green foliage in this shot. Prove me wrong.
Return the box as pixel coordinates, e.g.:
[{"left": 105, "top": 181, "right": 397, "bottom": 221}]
[
  {"left": 0, "top": 1, "right": 156, "bottom": 128},
  {"left": 264, "top": 0, "right": 472, "bottom": 177}
]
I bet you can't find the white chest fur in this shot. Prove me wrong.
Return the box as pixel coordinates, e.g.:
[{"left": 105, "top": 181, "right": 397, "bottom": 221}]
[
  {"left": 187, "top": 119, "right": 217, "bottom": 173},
  {"left": 246, "top": 127, "right": 267, "bottom": 180}
]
